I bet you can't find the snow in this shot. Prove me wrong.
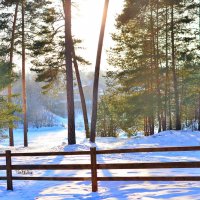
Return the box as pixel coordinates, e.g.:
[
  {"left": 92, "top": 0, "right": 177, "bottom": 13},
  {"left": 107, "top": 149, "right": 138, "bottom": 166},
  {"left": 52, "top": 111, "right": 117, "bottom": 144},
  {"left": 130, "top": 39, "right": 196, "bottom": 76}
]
[{"left": 1, "top": 129, "right": 200, "bottom": 199}]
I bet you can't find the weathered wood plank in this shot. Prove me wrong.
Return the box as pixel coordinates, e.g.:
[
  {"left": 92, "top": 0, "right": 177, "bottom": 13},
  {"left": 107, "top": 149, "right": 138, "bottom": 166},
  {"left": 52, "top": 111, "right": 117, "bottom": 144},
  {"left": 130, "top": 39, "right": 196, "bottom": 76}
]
[
  {"left": 0, "top": 165, "right": 6, "bottom": 170},
  {"left": 12, "top": 177, "right": 91, "bottom": 181},
  {"left": 97, "top": 162, "right": 200, "bottom": 169},
  {"left": 8, "top": 146, "right": 200, "bottom": 157},
  {"left": 12, "top": 151, "right": 90, "bottom": 157},
  {"left": 12, "top": 164, "right": 91, "bottom": 170},
  {"left": 90, "top": 147, "right": 98, "bottom": 192},
  {"left": 98, "top": 176, "right": 200, "bottom": 181},
  {"left": 96, "top": 146, "right": 200, "bottom": 154},
  {"left": 6, "top": 150, "right": 13, "bottom": 190}
]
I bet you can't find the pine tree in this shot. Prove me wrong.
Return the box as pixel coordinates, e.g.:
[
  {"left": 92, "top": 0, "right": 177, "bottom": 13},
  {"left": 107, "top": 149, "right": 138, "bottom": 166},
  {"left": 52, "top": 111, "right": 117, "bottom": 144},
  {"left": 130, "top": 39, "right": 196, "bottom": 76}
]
[
  {"left": 0, "top": 0, "right": 54, "bottom": 146},
  {"left": 29, "top": 0, "right": 90, "bottom": 142},
  {"left": 170, "top": 1, "right": 181, "bottom": 130},
  {"left": 99, "top": 0, "right": 200, "bottom": 136},
  {"left": 21, "top": 0, "right": 28, "bottom": 147},
  {"left": 0, "top": 0, "right": 19, "bottom": 145},
  {"left": 64, "top": 0, "right": 75, "bottom": 144},
  {"left": 0, "top": 60, "right": 20, "bottom": 135}
]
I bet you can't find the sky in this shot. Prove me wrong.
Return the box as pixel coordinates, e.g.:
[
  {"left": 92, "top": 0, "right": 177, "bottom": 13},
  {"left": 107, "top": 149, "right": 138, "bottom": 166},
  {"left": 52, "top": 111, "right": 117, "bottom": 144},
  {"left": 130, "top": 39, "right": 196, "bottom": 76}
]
[
  {"left": 13, "top": 0, "right": 125, "bottom": 73},
  {"left": 72, "top": 0, "right": 125, "bottom": 72}
]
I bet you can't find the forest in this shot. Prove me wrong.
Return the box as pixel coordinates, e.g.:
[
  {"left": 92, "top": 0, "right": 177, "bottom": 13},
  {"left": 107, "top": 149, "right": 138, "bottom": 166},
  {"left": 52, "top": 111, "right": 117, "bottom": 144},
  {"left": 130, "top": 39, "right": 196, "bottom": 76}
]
[
  {"left": 97, "top": 0, "right": 200, "bottom": 137},
  {"left": 0, "top": 0, "right": 200, "bottom": 146}
]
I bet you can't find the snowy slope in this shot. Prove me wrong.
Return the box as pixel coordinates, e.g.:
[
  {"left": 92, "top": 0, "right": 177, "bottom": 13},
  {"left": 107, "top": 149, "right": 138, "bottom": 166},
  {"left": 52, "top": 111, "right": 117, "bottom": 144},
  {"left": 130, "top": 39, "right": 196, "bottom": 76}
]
[{"left": 0, "top": 129, "right": 200, "bottom": 199}]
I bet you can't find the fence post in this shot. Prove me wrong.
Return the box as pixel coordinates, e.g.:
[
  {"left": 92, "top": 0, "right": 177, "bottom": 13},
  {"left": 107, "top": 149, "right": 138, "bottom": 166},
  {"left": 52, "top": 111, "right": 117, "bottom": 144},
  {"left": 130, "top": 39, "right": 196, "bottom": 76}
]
[
  {"left": 90, "top": 147, "right": 98, "bottom": 192},
  {"left": 6, "top": 150, "right": 13, "bottom": 190}
]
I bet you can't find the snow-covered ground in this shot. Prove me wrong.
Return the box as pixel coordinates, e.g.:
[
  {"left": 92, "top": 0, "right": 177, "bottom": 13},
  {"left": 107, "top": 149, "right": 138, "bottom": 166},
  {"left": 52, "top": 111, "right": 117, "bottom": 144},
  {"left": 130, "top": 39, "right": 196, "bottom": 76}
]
[{"left": 0, "top": 128, "right": 200, "bottom": 199}]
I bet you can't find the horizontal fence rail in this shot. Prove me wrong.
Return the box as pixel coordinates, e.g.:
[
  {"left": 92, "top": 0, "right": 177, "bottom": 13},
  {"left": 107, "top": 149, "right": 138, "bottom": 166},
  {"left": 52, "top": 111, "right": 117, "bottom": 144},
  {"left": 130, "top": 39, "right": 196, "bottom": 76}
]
[
  {"left": 96, "top": 146, "right": 200, "bottom": 154},
  {"left": 0, "top": 146, "right": 200, "bottom": 192},
  {"left": 12, "top": 177, "right": 91, "bottom": 181},
  {"left": 12, "top": 164, "right": 91, "bottom": 170},
  {"left": 0, "top": 166, "right": 6, "bottom": 170},
  {"left": 97, "top": 162, "right": 200, "bottom": 169},
  {"left": 98, "top": 176, "right": 200, "bottom": 181},
  {"left": 11, "top": 151, "right": 90, "bottom": 157}
]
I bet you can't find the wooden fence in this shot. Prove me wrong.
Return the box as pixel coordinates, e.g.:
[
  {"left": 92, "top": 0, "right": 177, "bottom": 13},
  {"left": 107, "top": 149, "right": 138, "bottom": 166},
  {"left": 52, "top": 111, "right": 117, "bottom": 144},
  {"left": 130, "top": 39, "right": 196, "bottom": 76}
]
[{"left": 1, "top": 146, "right": 200, "bottom": 192}]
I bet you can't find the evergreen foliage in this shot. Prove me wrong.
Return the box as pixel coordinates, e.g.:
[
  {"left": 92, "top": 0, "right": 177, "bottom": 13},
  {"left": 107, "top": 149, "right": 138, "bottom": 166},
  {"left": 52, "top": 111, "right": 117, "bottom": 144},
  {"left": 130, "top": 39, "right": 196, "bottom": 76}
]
[
  {"left": 0, "top": 61, "right": 20, "bottom": 132},
  {"left": 98, "top": 0, "right": 200, "bottom": 136}
]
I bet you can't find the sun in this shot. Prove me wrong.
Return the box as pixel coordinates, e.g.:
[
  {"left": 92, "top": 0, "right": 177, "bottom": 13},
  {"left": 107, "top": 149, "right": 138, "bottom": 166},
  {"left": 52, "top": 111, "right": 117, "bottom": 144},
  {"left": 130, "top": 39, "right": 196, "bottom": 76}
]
[{"left": 72, "top": 0, "right": 124, "bottom": 71}]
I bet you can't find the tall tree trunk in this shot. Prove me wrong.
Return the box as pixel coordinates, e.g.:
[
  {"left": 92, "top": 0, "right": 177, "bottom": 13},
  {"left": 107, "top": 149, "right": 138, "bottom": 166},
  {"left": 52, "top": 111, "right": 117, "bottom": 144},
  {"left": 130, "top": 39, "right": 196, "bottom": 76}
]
[
  {"left": 72, "top": 47, "right": 90, "bottom": 138},
  {"left": 8, "top": 2, "right": 19, "bottom": 146},
  {"left": 149, "top": 0, "right": 155, "bottom": 135},
  {"left": 171, "top": 3, "right": 181, "bottom": 130},
  {"left": 168, "top": 86, "right": 173, "bottom": 130},
  {"left": 146, "top": 117, "right": 149, "bottom": 136},
  {"left": 22, "top": 0, "right": 28, "bottom": 147},
  {"left": 198, "top": 1, "right": 200, "bottom": 131},
  {"left": 148, "top": 116, "right": 154, "bottom": 135},
  {"left": 163, "top": 3, "right": 169, "bottom": 131},
  {"left": 199, "top": 0, "right": 200, "bottom": 43},
  {"left": 198, "top": 93, "right": 200, "bottom": 131},
  {"left": 64, "top": 0, "right": 75, "bottom": 144},
  {"left": 165, "top": 5, "right": 172, "bottom": 131},
  {"left": 90, "top": 0, "right": 109, "bottom": 143},
  {"left": 144, "top": 117, "right": 147, "bottom": 135},
  {"left": 156, "top": 0, "right": 162, "bottom": 133}
]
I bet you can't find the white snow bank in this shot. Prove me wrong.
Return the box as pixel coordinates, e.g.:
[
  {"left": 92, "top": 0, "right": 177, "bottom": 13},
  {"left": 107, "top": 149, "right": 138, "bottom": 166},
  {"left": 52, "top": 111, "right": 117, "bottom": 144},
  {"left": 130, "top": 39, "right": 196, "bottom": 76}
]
[{"left": 0, "top": 129, "right": 200, "bottom": 199}]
